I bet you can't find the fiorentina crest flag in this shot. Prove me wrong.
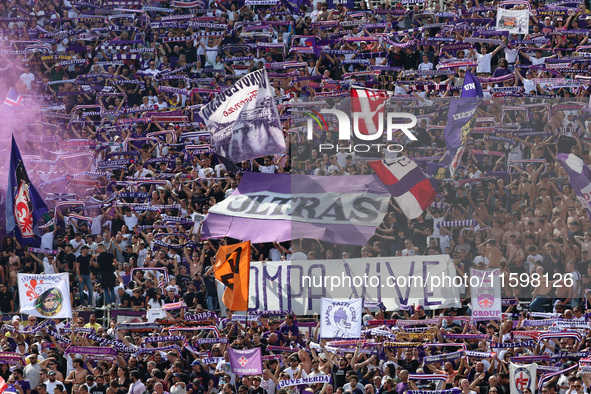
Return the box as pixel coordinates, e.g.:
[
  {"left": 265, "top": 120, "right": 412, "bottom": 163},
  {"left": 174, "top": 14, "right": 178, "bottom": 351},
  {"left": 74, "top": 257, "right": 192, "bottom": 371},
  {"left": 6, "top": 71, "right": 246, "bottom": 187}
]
[
  {"left": 442, "top": 71, "right": 482, "bottom": 175},
  {"left": 510, "top": 363, "right": 537, "bottom": 394},
  {"left": 200, "top": 69, "right": 286, "bottom": 163},
  {"left": 320, "top": 298, "right": 362, "bottom": 339},
  {"left": 6, "top": 136, "right": 48, "bottom": 247},
  {"left": 369, "top": 157, "right": 435, "bottom": 219},
  {"left": 214, "top": 241, "right": 251, "bottom": 311},
  {"left": 228, "top": 347, "right": 263, "bottom": 376},
  {"left": 470, "top": 269, "right": 501, "bottom": 320},
  {"left": 18, "top": 273, "right": 73, "bottom": 318},
  {"left": 557, "top": 153, "right": 591, "bottom": 218}
]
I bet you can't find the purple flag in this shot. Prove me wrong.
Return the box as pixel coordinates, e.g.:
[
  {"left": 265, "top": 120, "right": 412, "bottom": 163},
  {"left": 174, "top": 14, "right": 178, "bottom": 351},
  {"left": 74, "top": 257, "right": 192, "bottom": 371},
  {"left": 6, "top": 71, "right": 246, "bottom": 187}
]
[
  {"left": 201, "top": 172, "right": 390, "bottom": 245},
  {"left": 442, "top": 71, "right": 483, "bottom": 175},
  {"left": 228, "top": 347, "right": 263, "bottom": 376},
  {"left": 282, "top": 0, "right": 308, "bottom": 13},
  {"left": 460, "top": 70, "right": 484, "bottom": 98},
  {"left": 557, "top": 153, "right": 591, "bottom": 218}
]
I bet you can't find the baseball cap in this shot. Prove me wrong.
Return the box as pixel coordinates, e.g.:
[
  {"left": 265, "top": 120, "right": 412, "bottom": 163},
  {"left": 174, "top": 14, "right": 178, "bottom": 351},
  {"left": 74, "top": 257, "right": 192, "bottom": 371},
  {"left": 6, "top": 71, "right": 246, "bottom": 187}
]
[
  {"left": 48, "top": 371, "right": 56, "bottom": 376},
  {"left": 191, "top": 360, "right": 202, "bottom": 367}
]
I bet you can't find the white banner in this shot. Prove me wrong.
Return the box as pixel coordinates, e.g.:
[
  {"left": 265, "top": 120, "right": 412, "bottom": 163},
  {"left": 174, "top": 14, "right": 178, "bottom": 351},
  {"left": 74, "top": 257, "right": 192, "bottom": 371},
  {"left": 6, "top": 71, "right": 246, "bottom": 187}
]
[
  {"left": 321, "top": 298, "right": 362, "bottom": 339},
  {"left": 510, "top": 363, "right": 537, "bottom": 394},
  {"left": 200, "top": 69, "right": 286, "bottom": 163},
  {"left": 241, "top": 255, "right": 460, "bottom": 315},
  {"left": 470, "top": 268, "right": 501, "bottom": 320},
  {"left": 496, "top": 8, "right": 530, "bottom": 34},
  {"left": 208, "top": 191, "right": 390, "bottom": 227},
  {"left": 18, "top": 273, "right": 72, "bottom": 318}
]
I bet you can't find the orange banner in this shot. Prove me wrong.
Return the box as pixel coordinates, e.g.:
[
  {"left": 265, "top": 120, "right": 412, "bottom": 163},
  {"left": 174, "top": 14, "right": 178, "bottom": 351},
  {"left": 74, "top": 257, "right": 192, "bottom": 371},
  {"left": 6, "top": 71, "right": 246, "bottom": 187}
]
[{"left": 214, "top": 241, "right": 251, "bottom": 311}]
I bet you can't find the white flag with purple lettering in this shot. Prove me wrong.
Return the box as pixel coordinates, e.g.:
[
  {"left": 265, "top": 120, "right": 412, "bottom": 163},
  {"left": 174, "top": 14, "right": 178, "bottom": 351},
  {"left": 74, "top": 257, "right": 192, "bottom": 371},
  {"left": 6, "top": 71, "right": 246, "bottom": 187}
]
[
  {"left": 200, "top": 69, "right": 286, "bottom": 163},
  {"left": 470, "top": 269, "right": 501, "bottom": 320},
  {"left": 320, "top": 298, "right": 362, "bottom": 339},
  {"left": 18, "top": 273, "right": 72, "bottom": 319}
]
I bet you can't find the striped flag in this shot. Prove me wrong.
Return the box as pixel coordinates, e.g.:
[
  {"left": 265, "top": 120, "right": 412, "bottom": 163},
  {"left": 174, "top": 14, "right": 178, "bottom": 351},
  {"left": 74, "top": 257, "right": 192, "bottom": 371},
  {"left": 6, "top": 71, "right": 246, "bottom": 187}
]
[
  {"left": 3, "top": 88, "right": 23, "bottom": 108},
  {"left": 369, "top": 157, "right": 435, "bottom": 219}
]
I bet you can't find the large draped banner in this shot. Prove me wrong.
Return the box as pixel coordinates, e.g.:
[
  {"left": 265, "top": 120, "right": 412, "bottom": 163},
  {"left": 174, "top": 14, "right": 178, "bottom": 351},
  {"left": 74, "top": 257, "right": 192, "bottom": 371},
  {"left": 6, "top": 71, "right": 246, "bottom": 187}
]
[
  {"left": 202, "top": 172, "right": 391, "bottom": 245},
  {"left": 221, "top": 255, "right": 459, "bottom": 315},
  {"left": 18, "top": 273, "right": 72, "bottom": 319},
  {"left": 470, "top": 269, "right": 501, "bottom": 320},
  {"left": 200, "top": 69, "right": 286, "bottom": 163}
]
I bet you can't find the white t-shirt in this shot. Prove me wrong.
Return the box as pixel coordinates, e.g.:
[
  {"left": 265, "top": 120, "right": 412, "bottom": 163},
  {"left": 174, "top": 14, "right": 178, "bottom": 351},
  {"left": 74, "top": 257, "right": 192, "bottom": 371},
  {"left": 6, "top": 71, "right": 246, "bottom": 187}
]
[
  {"left": 530, "top": 55, "right": 550, "bottom": 66},
  {"left": 440, "top": 234, "right": 452, "bottom": 253},
  {"left": 262, "top": 379, "right": 276, "bottom": 394},
  {"left": 70, "top": 238, "right": 86, "bottom": 257},
  {"left": 402, "top": 248, "right": 415, "bottom": 256},
  {"left": 41, "top": 231, "right": 54, "bottom": 251},
  {"left": 91, "top": 214, "right": 103, "bottom": 235},
  {"left": 269, "top": 248, "right": 283, "bottom": 261},
  {"left": 259, "top": 165, "right": 278, "bottom": 173},
  {"left": 215, "top": 360, "right": 236, "bottom": 385},
  {"left": 44, "top": 379, "right": 64, "bottom": 394},
  {"left": 20, "top": 72, "right": 35, "bottom": 89},
  {"left": 123, "top": 214, "right": 139, "bottom": 229},
  {"left": 290, "top": 251, "right": 308, "bottom": 260},
  {"left": 418, "top": 62, "right": 434, "bottom": 70},
  {"left": 284, "top": 367, "right": 300, "bottom": 379},
  {"left": 504, "top": 48, "right": 518, "bottom": 63},
  {"left": 476, "top": 52, "right": 493, "bottom": 74},
  {"left": 523, "top": 78, "right": 536, "bottom": 94},
  {"left": 148, "top": 299, "right": 164, "bottom": 310},
  {"left": 43, "top": 258, "right": 57, "bottom": 274}
]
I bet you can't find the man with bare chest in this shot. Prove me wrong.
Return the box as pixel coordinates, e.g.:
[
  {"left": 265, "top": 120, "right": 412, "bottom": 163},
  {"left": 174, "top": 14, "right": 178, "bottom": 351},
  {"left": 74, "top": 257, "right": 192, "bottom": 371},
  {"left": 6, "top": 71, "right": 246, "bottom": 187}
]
[
  {"left": 65, "top": 358, "right": 88, "bottom": 386},
  {"left": 478, "top": 239, "right": 503, "bottom": 268}
]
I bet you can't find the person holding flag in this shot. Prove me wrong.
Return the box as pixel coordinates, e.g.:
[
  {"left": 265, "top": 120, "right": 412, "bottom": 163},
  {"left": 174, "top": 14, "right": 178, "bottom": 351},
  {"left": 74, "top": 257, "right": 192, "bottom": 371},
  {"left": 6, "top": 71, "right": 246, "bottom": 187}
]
[
  {"left": 6, "top": 136, "right": 48, "bottom": 248},
  {"left": 442, "top": 71, "right": 484, "bottom": 175}
]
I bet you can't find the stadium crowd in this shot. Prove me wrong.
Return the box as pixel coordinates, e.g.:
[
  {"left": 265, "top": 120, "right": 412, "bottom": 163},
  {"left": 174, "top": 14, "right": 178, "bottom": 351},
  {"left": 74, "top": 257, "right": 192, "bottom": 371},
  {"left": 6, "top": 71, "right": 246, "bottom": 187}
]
[{"left": 2, "top": 0, "right": 591, "bottom": 393}]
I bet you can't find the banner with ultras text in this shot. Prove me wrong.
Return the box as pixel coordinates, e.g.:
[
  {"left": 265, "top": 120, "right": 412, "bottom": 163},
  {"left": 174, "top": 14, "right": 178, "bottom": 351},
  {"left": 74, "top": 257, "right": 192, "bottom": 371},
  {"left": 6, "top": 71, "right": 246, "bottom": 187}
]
[{"left": 229, "top": 255, "right": 460, "bottom": 315}]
